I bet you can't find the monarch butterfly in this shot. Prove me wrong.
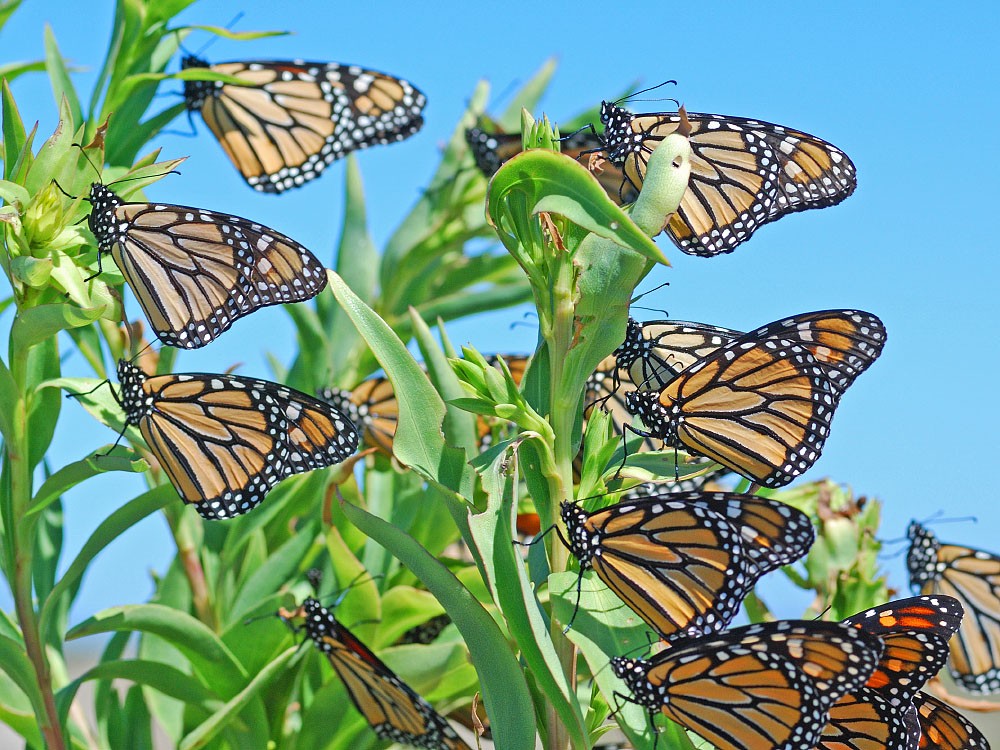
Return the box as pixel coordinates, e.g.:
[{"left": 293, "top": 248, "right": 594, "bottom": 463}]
[
  {"left": 907, "top": 522, "right": 1000, "bottom": 694},
  {"left": 320, "top": 355, "right": 530, "bottom": 457},
  {"left": 611, "top": 620, "right": 884, "bottom": 750},
  {"left": 624, "top": 333, "right": 837, "bottom": 488},
  {"left": 912, "top": 693, "right": 990, "bottom": 750},
  {"left": 614, "top": 310, "right": 886, "bottom": 401},
  {"left": 599, "top": 101, "right": 857, "bottom": 256},
  {"left": 464, "top": 127, "right": 639, "bottom": 204},
  {"left": 115, "top": 359, "right": 358, "bottom": 519},
  {"left": 280, "top": 598, "right": 471, "bottom": 750},
  {"left": 182, "top": 56, "right": 426, "bottom": 193},
  {"left": 819, "top": 595, "right": 965, "bottom": 750},
  {"left": 85, "top": 182, "right": 327, "bottom": 348},
  {"left": 560, "top": 491, "right": 814, "bottom": 639}
]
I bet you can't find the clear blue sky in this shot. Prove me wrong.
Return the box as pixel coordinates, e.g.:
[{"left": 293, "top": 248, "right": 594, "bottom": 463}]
[{"left": 2, "top": 1, "right": 998, "bottom": 624}]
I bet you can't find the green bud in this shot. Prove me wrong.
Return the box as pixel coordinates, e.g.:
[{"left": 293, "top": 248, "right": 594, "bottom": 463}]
[
  {"left": 494, "top": 403, "right": 519, "bottom": 420},
  {"left": 11, "top": 255, "right": 53, "bottom": 288},
  {"left": 629, "top": 127, "right": 692, "bottom": 237},
  {"left": 25, "top": 182, "right": 66, "bottom": 252}
]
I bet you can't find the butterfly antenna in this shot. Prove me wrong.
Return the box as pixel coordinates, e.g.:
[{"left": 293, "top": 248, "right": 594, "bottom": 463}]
[
  {"left": 630, "top": 281, "right": 670, "bottom": 305},
  {"left": 71, "top": 143, "right": 104, "bottom": 181},
  {"left": 64, "top": 379, "right": 112, "bottom": 400},
  {"left": 631, "top": 304, "right": 670, "bottom": 317},
  {"left": 243, "top": 610, "right": 282, "bottom": 626},
  {"left": 106, "top": 169, "right": 182, "bottom": 190},
  {"left": 615, "top": 80, "right": 678, "bottom": 105}
]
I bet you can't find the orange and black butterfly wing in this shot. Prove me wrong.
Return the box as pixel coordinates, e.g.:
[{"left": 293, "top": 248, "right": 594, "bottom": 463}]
[
  {"left": 94, "top": 186, "right": 327, "bottom": 349},
  {"left": 743, "top": 310, "right": 886, "bottom": 400},
  {"left": 561, "top": 498, "right": 750, "bottom": 639},
  {"left": 912, "top": 693, "right": 990, "bottom": 750},
  {"left": 907, "top": 523, "right": 1000, "bottom": 694},
  {"left": 599, "top": 102, "right": 856, "bottom": 257},
  {"left": 627, "top": 335, "right": 835, "bottom": 488},
  {"left": 821, "top": 687, "right": 920, "bottom": 750},
  {"left": 844, "top": 595, "right": 963, "bottom": 701},
  {"left": 183, "top": 56, "right": 426, "bottom": 193},
  {"left": 319, "top": 377, "right": 399, "bottom": 456},
  {"left": 612, "top": 620, "right": 884, "bottom": 750},
  {"left": 120, "top": 361, "right": 358, "bottom": 519},
  {"left": 300, "top": 599, "right": 470, "bottom": 750}
]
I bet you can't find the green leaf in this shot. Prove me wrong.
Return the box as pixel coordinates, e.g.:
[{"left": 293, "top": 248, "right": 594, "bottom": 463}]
[
  {"left": 340, "top": 499, "right": 538, "bottom": 750},
  {"left": 179, "top": 646, "right": 300, "bottom": 750},
  {"left": 468, "top": 446, "right": 588, "bottom": 748},
  {"left": 488, "top": 149, "right": 667, "bottom": 265},
  {"left": 550, "top": 571, "right": 664, "bottom": 750},
  {"left": 11, "top": 303, "right": 107, "bottom": 356},
  {"left": 2, "top": 79, "right": 28, "bottom": 181},
  {"left": 0, "top": 635, "right": 46, "bottom": 723},
  {"left": 28, "top": 448, "right": 147, "bottom": 516},
  {"left": 326, "top": 271, "right": 473, "bottom": 499},
  {"left": 226, "top": 527, "right": 317, "bottom": 627},
  {"left": 0, "top": 354, "right": 19, "bottom": 443},
  {"left": 0, "top": 0, "right": 24, "bottom": 31},
  {"left": 178, "top": 24, "right": 289, "bottom": 41},
  {"left": 326, "top": 156, "right": 378, "bottom": 381},
  {"left": 56, "top": 659, "right": 216, "bottom": 726},
  {"left": 39, "top": 484, "right": 175, "bottom": 640},
  {"left": 67, "top": 604, "right": 248, "bottom": 698},
  {"left": 43, "top": 26, "right": 82, "bottom": 128}
]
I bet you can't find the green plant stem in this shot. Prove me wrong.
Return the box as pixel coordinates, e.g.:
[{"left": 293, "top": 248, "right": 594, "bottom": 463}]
[
  {"left": 166, "top": 509, "right": 216, "bottom": 630},
  {"left": 542, "top": 244, "right": 579, "bottom": 750},
  {"left": 8, "top": 398, "right": 66, "bottom": 750}
]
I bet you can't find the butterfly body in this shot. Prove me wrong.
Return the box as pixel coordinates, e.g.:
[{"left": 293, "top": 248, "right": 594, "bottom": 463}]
[
  {"left": 611, "top": 620, "right": 883, "bottom": 750},
  {"left": 296, "top": 598, "right": 470, "bottom": 750},
  {"left": 906, "top": 522, "right": 1000, "bottom": 694},
  {"left": 117, "top": 360, "right": 357, "bottom": 519},
  {"left": 599, "top": 100, "right": 857, "bottom": 256},
  {"left": 182, "top": 56, "right": 426, "bottom": 193}
]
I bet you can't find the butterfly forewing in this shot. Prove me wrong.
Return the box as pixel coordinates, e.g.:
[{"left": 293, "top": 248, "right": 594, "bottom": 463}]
[
  {"left": 107, "top": 198, "right": 327, "bottom": 348},
  {"left": 298, "top": 599, "right": 470, "bottom": 750},
  {"left": 184, "top": 57, "right": 426, "bottom": 193},
  {"left": 119, "top": 361, "right": 357, "bottom": 519},
  {"left": 612, "top": 620, "right": 883, "bottom": 750},
  {"left": 628, "top": 336, "right": 835, "bottom": 488},
  {"left": 907, "top": 523, "right": 1000, "bottom": 694},
  {"left": 318, "top": 377, "right": 399, "bottom": 456}
]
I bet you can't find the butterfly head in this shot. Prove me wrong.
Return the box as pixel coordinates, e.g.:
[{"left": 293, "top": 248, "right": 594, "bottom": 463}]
[
  {"left": 116, "top": 359, "right": 153, "bottom": 424},
  {"left": 465, "top": 128, "right": 502, "bottom": 175},
  {"left": 609, "top": 656, "right": 660, "bottom": 707},
  {"left": 906, "top": 521, "right": 941, "bottom": 590},
  {"left": 87, "top": 183, "right": 124, "bottom": 253},
  {"left": 599, "top": 101, "right": 635, "bottom": 163},
  {"left": 300, "top": 597, "right": 336, "bottom": 651},
  {"left": 625, "top": 390, "right": 670, "bottom": 436},
  {"left": 181, "top": 55, "right": 217, "bottom": 110},
  {"left": 613, "top": 317, "right": 645, "bottom": 367},
  {"left": 559, "top": 501, "right": 596, "bottom": 567}
]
